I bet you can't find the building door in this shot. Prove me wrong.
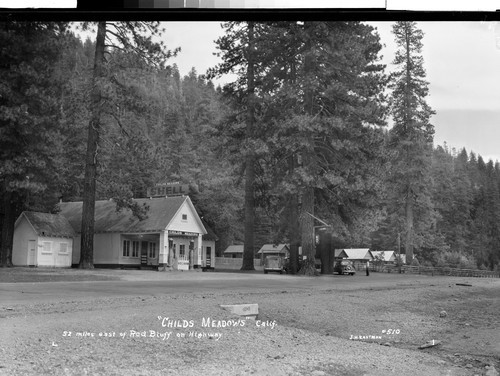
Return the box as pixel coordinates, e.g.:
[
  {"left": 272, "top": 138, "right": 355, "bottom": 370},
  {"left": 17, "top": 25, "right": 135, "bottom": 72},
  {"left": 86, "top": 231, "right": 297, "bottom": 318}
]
[
  {"left": 28, "top": 240, "right": 36, "bottom": 266},
  {"left": 141, "top": 241, "right": 148, "bottom": 266},
  {"left": 206, "top": 246, "right": 212, "bottom": 267},
  {"left": 147, "top": 242, "right": 158, "bottom": 266}
]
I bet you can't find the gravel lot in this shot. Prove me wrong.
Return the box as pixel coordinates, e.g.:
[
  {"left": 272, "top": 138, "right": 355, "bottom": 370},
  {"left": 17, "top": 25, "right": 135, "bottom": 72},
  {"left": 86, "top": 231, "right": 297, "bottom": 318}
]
[{"left": 1, "top": 268, "right": 499, "bottom": 376}]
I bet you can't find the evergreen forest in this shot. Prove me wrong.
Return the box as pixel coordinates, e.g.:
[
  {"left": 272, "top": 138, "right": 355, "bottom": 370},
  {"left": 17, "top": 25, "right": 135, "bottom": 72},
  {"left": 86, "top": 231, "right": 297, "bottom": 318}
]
[{"left": 1, "top": 21, "right": 499, "bottom": 272}]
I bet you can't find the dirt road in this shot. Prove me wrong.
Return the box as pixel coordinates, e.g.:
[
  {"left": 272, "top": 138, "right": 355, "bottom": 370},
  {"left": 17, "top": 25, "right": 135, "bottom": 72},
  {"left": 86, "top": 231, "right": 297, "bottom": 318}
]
[{"left": 0, "top": 268, "right": 499, "bottom": 375}]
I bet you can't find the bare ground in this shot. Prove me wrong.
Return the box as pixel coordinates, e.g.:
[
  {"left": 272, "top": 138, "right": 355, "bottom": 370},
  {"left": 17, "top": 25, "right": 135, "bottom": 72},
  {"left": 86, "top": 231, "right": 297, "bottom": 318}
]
[{"left": 0, "top": 267, "right": 499, "bottom": 376}]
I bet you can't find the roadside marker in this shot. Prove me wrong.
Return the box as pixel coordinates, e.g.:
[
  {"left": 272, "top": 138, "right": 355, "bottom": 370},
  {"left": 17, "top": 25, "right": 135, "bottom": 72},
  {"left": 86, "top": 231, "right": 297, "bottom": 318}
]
[{"left": 220, "top": 303, "right": 259, "bottom": 320}]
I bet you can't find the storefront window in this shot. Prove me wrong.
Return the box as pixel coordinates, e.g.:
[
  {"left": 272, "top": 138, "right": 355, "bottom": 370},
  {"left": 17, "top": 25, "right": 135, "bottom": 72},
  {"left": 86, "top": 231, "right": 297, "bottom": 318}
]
[
  {"left": 123, "top": 240, "right": 130, "bottom": 257},
  {"left": 132, "top": 241, "right": 140, "bottom": 257}
]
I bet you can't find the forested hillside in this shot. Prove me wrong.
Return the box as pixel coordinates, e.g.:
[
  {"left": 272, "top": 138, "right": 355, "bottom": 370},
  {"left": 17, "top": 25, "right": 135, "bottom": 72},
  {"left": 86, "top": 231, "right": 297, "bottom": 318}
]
[{"left": 1, "top": 21, "right": 498, "bottom": 271}]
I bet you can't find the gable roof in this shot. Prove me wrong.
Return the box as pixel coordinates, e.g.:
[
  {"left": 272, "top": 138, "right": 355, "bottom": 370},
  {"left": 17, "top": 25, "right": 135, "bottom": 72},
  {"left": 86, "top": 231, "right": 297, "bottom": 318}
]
[
  {"left": 257, "top": 244, "right": 290, "bottom": 254},
  {"left": 58, "top": 196, "right": 206, "bottom": 234},
  {"left": 202, "top": 220, "right": 218, "bottom": 241},
  {"left": 335, "top": 248, "right": 372, "bottom": 260},
  {"left": 224, "top": 245, "right": 244, "bottom": 254},
  {"left": 371, "top": 251, "right": 395, "bottom": 262},
  {"left": 334, "top": 249, "right": 349, "bottom": 258},
  {"left": 16, "top": 211, "right": 76, "bottom": 238}
]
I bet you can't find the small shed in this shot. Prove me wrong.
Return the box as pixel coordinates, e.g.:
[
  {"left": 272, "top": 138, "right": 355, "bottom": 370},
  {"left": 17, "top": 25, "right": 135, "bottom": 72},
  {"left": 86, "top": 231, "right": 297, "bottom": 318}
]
[
  {"left": 223, "top": 245, "right": 244, "bottom": 258},
  {"left": 13, "top": 211, "right": 76, "bottom": 267},
  {"left": 257, "top": 244, "right": 290, "bottom": 262},
  {"left": 201, "top": 220, "right": 218, "bottom": 268},
  {"left": 334, "top": 248, "right": 373, "bottom": 270}
]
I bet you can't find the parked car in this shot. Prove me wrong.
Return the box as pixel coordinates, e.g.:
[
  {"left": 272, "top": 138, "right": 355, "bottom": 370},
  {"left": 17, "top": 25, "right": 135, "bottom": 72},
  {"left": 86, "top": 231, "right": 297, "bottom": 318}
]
[
  {"left": 264, "top": 256, "right": 285, "bottom": 274},
  {"left": 334, "top": 259, "right": 356, "bottom": 275}
]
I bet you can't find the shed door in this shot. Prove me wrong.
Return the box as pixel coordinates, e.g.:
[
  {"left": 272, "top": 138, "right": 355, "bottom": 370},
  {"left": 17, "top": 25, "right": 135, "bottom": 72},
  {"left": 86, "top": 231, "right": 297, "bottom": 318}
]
[{"left": 28, "top": 240, "right": 36, "bottom": 266}]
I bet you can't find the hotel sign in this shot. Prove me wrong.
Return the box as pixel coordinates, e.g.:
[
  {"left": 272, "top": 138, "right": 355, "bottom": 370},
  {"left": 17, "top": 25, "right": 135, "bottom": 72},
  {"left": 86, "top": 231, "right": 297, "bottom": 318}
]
[{"left": 147, "top": 183, "right": 190, "bottom": 197}]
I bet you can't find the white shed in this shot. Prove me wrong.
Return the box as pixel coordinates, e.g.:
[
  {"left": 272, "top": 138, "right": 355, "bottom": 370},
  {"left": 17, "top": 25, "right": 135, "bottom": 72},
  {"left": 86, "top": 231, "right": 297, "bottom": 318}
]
[{"left": 13, "top": 211, "right": 76, "bottom": 267}]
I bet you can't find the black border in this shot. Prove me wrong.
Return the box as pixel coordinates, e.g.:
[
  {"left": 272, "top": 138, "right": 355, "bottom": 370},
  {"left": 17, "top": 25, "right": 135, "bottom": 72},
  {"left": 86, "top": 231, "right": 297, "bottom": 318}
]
[{"left": 0, "top": 8, "right": 499, "bottom": 22}]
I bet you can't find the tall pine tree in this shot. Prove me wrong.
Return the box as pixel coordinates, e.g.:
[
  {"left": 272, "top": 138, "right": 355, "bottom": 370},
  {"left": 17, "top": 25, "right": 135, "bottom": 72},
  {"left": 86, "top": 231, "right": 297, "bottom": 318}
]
[
  {"left": 78, "top": 21, "right": 176, "bottom": 268},
  {"left": 387, "top": 21, "right": 438, "bottom": 265},
  {"left": 0, "top": 21, "right": 69, "bottom": 266}
]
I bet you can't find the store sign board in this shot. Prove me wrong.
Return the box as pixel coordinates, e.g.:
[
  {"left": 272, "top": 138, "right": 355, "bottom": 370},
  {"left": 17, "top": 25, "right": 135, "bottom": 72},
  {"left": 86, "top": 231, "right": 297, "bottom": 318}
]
[
  {"left": 169, "top": 230, "right": 198, "bottom": 237},
  {"left": 147, "top": 184, "right": 190, "bottom": 197}
]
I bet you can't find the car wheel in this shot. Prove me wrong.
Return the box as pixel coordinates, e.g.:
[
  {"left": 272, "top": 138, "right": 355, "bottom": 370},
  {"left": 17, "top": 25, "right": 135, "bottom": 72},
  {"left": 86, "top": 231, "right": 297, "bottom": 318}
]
[{"left": 264, "top": 270, "right": 268, "bottom": 274}]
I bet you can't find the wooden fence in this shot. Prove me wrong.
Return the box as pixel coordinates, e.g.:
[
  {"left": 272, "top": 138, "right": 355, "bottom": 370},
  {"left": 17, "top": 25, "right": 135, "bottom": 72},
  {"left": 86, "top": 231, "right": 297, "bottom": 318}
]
[
  {"left": 373, "top": 264, "right": 499, "bottom": 278},
  {"left": 214, "top": 257, "right": 263, "bottom": 270}
]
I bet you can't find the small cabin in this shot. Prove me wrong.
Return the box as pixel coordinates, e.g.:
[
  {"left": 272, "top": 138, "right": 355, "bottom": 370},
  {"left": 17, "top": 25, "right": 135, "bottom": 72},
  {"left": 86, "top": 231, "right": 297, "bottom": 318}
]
[
  {"left": 257, "top": 244, "right": 290, "bottom": 263},
  {"left": 201, "top": 220, "right": 218, "bottom": 268},
  {"left": 13, "top": 211, "right": 76, "bottom": 267},
  {"left": 223, "top": 244, "right": 244, "bottom": 258},
  {"left": 334, "top": 248, "right": 373, "bottom": 270}
]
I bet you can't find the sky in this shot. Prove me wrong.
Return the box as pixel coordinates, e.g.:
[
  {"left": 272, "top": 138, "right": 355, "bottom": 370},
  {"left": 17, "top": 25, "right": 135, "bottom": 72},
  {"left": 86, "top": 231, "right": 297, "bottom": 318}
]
[{"left": 161, "top": 21, "right": 500, "bottom": 163}]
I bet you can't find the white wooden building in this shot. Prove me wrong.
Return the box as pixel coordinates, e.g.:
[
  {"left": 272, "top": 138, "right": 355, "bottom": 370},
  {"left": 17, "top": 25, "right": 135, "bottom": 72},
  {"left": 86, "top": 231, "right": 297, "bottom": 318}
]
[
  {"left": 335, "top": 248, "right": 373, "bottom": 270},
  {"left": 56, "top": 196, "right": 212, "bottom": 270},
  {"left": 12, "top": 212, "right": 76, "bottom": 267}
]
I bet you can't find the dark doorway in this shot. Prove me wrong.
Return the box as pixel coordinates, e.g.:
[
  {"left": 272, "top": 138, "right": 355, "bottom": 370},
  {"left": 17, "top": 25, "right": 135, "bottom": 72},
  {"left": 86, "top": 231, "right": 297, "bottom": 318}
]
[
  {"left": 141, "top": 241, "right": 148, "bottom": 266},
  {"left": 206, "top": 246, "right": 211, "bottom": 267}
]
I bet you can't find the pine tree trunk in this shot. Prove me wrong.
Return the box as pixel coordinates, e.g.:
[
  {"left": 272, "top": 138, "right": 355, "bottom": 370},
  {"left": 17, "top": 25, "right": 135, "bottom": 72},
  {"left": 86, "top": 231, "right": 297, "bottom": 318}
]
[
  {"left": 405, "top": 189, "right": 414, "bottom": 265},
  {"left": 1, "top": 190, "right": 14, "bottom": 267},
  {"left": 287, "top": 156, "right": 300, "bottom": 274},
  {"left": 241, "top": 21, "right": 256, "bottom": 271},
  {"left": 79, "top": 21, "right": 106, "bottom": 269},
  {"left": 319, "top": 230, "right": 333, "bottom": 274},
  {"left": 298, "top": 22, "right": 317, "bottom": 276},
  {"left": 300, "top": 186, "right": 316, "bottom": 275}
]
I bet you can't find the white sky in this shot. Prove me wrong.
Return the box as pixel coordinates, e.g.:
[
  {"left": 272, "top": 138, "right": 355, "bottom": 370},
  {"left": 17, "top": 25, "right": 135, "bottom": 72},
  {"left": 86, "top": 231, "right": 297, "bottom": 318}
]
[{"left": 161, "top": 21, "right": 500, "bottom": 163}]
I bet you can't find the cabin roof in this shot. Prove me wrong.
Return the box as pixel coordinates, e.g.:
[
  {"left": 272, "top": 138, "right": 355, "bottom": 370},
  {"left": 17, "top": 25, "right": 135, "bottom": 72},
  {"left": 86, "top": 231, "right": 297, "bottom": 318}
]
[
  {"left": 224, "top": 245, "right": 244, "bottom": 254},
  {"left": 202, "top": 220, "right": 219, "bottom": 241},
  {"left": 16, "top": 211, "right": 76, "bottom": 238},
  {"left": 257, "top": 244, "right": 290, "bottom": 254},
  {"left": 335, "top": 248, "right": 372, "bottom": 260}
]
